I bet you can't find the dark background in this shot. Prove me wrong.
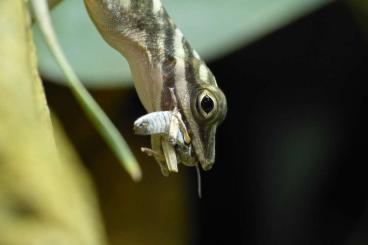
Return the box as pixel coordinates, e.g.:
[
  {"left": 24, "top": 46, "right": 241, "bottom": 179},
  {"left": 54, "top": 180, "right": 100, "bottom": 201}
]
[
  {"left": 45, "top": 1, "right": 368, "bottom": 245},
  {"left": 197, "top": 1, "right": 368, "bottom": 245}
]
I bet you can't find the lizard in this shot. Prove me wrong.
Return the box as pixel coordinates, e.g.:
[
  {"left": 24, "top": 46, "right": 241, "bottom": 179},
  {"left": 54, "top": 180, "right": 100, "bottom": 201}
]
[{"left": 84, "top": 0, "right": 227, "bottom": 177}]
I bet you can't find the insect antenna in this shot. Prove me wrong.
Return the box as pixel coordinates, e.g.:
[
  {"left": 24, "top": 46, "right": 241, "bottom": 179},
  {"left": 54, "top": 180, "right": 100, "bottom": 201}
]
[{"left": 195, "top": 165, "right": 202, "bottom": 198}]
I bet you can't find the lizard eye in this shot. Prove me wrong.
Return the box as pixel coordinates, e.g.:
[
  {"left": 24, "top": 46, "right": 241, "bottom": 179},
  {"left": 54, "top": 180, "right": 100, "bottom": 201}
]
[
  {"left": 196, "top": 90, "right": 217, "bottom": 119},
  {"left": 201, "top": 95, "right": 214, "bottom": 113}
]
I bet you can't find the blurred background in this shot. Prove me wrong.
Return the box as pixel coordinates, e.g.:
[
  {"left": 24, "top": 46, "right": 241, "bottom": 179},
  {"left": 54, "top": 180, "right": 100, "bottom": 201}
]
[{"left": 34, "top": 0, "right": 368, "bottom": 244}]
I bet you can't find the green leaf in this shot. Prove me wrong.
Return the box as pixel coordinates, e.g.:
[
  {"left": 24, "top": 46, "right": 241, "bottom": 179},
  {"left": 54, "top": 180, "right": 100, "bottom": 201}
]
[
  {"left": 33, "top": 0, "right": 331, "bottom": 88},
  {"left": 0, "top": 1, "right": 107, "bottom": 243},
  {"left": 32, "top": 0, "right": 142, "bottom": 181}
]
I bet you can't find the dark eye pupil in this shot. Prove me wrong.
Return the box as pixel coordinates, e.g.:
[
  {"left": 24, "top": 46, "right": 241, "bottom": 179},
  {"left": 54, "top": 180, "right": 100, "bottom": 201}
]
[{"left": 201, "top": 95, "right": 214, "bottom": 114}]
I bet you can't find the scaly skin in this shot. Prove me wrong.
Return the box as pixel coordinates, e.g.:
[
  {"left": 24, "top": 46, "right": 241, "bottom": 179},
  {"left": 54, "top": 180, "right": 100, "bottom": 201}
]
[{"left": 84, "top": 0, "right": 227, "bottom": 172}]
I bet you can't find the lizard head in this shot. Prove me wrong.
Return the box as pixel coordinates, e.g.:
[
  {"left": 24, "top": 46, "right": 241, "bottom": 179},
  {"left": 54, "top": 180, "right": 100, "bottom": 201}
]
[
  {"left": 177, "top": 59, "right": 227, "bottom": 171},
  {"left": 189, "top": 81, "right": 227, "bottom": 170}
]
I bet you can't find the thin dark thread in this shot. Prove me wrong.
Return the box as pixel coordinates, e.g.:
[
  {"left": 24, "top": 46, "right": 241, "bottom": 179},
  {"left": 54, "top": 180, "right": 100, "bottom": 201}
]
[{"left": 196, "top": 164, "right": 202, "bottom": 198}]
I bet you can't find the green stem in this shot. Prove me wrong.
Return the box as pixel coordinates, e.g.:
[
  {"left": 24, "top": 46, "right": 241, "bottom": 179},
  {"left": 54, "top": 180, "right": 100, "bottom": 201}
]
[{"left": 31, "top": 0, "right": 142, "bottom": 181}]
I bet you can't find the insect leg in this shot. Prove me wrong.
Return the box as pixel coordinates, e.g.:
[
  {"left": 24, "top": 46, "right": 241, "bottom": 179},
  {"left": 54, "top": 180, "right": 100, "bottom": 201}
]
[
  {"left": 168, "top": 87, "right": 191, "bottom": 144},
  {"left": 150, "top": 135, "right": 170, "bottom": 176},
  {"left": 161, "top": 137, "right": 178, "bottom": 173}
]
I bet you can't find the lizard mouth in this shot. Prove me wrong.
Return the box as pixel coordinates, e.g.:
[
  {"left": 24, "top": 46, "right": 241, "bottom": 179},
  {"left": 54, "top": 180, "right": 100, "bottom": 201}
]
[
  {"left": 173, "top": 129, "right": 198, "bottom": 167},
  {"left": 187, "top": 124, "right": 216, "bottom": 171},
  {"left": 192, "top": 143, "right": 214, "bottom": 171}
]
